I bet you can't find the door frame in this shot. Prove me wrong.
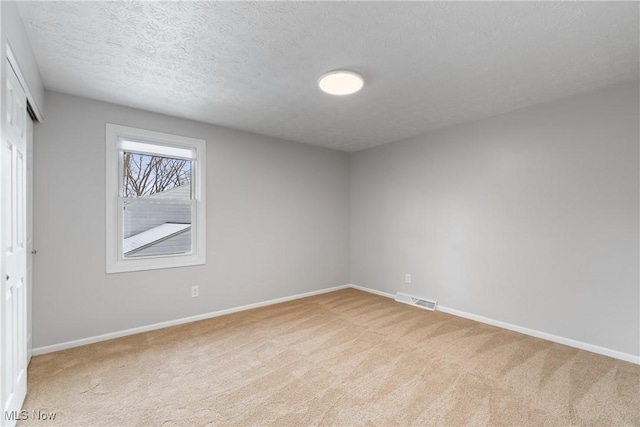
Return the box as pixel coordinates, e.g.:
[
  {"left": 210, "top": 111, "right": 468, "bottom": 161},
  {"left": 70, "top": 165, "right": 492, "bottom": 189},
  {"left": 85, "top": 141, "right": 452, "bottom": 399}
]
[
  {"left": 5, "top": 43, "right": 41, "bottom": 365},
  {"left": 6, "top": 47, "right": 43, "bottom": 122},
  {"left": 1, "top": 42, "right": 42, "bottom": 427}
]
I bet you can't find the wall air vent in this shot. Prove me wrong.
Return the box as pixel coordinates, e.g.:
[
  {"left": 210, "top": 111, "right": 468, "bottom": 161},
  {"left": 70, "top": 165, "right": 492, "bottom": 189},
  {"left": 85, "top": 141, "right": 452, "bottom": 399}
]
[{"left": 395, "top": 292, "right": 437, "bottom": 311}]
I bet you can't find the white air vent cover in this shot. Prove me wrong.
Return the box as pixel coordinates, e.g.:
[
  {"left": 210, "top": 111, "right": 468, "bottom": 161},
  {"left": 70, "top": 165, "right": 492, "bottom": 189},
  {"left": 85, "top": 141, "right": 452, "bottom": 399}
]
[{"left": 395, "top": 292, "right": 437, "bottom": 311}]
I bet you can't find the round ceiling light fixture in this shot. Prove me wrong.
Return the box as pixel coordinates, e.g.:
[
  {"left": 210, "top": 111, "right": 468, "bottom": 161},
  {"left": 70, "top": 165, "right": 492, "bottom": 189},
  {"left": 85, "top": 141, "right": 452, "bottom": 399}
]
[{"left": 318, "top": 70, "right": 364, "bottom": 95}]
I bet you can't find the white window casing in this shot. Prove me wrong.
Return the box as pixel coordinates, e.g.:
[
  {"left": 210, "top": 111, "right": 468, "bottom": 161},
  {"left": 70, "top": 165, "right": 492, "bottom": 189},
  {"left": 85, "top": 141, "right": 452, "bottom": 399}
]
[{"left": 105, "top": 123, "right": 206, "bottom": 273}]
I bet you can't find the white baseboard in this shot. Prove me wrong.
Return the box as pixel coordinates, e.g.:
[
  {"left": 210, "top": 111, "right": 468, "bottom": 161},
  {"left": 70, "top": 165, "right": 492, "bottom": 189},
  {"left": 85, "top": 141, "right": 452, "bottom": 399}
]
[
  {"left": 31, "top": 282, "right": 640, "bottom": 365},
  {"left": 32, "top": 284, "right": 350, "bottom": 356},
  {"left": 436, "top": 305, "right": 640, "bottom": 365},
  {"left": 350, "top": 283, "right": 395, "bottom": 299},
  {"left": 349, "top": 284, "right": 640, "bottom": 365}
]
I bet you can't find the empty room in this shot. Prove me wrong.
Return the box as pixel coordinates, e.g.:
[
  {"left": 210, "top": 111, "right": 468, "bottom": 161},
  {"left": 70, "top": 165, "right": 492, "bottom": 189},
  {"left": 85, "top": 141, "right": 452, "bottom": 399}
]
[{"left": 1, "top": 1, "right": 638, "bottom": 426}]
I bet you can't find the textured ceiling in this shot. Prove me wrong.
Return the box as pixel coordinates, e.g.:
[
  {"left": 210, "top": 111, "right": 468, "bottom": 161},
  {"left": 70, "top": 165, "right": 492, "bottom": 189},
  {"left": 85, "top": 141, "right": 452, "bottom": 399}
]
[{"left": 17, "top": 1, "right": 640, "bottom": 152}]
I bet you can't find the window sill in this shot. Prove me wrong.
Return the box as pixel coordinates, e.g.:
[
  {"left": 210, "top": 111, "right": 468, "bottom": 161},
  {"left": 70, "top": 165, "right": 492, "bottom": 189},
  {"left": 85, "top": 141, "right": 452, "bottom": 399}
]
[{"left": 106, "top": 254, "right": 205, "bottom": 274}]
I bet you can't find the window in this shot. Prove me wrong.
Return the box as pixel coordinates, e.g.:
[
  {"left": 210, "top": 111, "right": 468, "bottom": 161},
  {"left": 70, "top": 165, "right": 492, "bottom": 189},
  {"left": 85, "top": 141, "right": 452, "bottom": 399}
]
[{"left": 106, "top": 124, "right": 206, "bottom": 273}]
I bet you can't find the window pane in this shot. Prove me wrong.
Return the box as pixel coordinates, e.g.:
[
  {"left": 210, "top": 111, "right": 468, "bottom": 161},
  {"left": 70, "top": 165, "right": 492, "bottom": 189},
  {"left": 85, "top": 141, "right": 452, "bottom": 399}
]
[
  {"left": 123, "top": 199, "right": 192, "bottom": 258},
  {"left": 121, "top": 152, "right": 191, "bottom": 198}
]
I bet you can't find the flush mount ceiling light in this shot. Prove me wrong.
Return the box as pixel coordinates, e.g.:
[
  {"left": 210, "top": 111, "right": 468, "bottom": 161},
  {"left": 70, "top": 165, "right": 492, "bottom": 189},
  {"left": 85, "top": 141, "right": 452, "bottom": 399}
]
[{"left": 318, "top": 70, "right": 364, "bottom": 95}]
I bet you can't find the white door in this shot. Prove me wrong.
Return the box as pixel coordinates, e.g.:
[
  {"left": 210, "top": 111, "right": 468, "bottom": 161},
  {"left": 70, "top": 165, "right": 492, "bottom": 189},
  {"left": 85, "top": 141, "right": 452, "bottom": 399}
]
[{"left": 2, "top": 60, "right": 28, "bottom": 426}]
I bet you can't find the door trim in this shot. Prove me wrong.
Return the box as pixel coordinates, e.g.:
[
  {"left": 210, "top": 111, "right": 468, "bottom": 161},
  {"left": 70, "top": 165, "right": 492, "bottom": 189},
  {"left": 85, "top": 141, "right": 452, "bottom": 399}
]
[{"left": 6, "top": 43, "right": 43, "bottom": 122}]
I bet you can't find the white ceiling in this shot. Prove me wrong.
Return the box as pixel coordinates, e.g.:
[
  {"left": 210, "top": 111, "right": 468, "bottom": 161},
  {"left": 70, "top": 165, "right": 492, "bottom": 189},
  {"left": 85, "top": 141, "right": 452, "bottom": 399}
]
[{"left": 17, "top": 1, "right": 639, "bottom": 152}]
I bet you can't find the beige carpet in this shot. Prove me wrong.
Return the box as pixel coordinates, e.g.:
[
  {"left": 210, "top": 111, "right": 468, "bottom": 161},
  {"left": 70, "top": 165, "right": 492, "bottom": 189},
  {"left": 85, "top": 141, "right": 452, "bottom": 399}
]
[{"left": 19, "top": 289, "right": 639, "bottom": 426}]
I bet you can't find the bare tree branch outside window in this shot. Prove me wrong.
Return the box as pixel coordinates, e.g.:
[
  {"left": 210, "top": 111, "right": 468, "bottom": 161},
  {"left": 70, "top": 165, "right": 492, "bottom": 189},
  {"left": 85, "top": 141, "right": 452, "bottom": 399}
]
[{"left": 122, "top": 152, "right": 191, "bottom": 197}]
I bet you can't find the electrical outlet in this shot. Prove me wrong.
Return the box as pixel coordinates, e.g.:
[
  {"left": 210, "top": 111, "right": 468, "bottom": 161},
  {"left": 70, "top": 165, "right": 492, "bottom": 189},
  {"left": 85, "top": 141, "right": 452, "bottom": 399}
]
[
  {"left": 405, "top": 274, "right": 411, "bottom": 284},
  {"left": 191, "top": 286, "right": 199, "bottom": 298}
]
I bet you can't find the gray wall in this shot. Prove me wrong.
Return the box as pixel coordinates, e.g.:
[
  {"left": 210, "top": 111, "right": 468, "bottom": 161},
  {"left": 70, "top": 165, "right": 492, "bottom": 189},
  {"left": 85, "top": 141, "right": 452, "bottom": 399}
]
[
  {"left": 33, "top": 91, "right": 350, "bottom": 347},
  {"left": 350, "top": 81, "right": 639, "bottom": 357},
  {"left": 33, "top": 82, "right": 640, "bottom": 358}
]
